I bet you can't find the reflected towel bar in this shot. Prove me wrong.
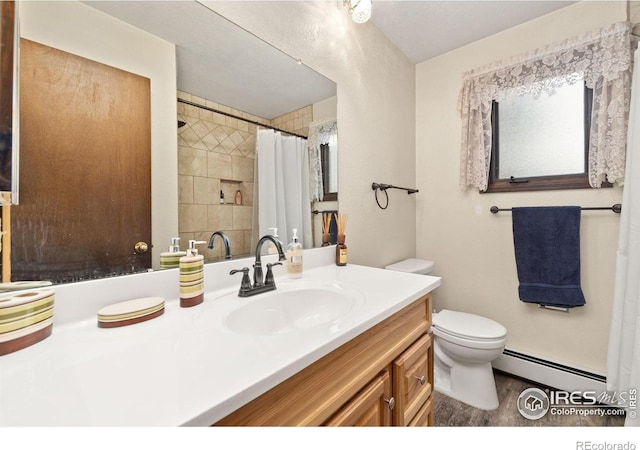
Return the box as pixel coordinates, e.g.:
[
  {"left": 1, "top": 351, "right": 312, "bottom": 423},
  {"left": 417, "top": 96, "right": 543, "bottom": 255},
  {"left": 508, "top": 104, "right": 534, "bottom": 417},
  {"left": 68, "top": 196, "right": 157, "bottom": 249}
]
[
  {"left": 371, "top": 182, "right": 419, "bottom": 194},
  {"left": 490, "top": 204, "right": 622, "bottom": 214},
  {"left": 538, "top": 304, "right": 570, "bottom": 312}
]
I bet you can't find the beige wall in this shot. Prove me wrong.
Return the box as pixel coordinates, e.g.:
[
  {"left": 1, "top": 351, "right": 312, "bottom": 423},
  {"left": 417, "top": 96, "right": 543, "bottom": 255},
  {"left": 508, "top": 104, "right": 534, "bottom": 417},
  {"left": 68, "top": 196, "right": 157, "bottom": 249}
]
[
  {"left": 416, "top": 1, "right": 627, "bottom": 373},
  {"left": 207, "top": 1, "right": 417, "bottom": 268}
]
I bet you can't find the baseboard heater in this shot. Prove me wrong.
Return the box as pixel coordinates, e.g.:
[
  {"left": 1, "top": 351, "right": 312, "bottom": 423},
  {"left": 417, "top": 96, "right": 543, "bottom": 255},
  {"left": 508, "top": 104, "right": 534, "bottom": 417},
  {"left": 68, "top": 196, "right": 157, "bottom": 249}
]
[{"left": 493, "top": 348, "right": 608, "bottom": 395}]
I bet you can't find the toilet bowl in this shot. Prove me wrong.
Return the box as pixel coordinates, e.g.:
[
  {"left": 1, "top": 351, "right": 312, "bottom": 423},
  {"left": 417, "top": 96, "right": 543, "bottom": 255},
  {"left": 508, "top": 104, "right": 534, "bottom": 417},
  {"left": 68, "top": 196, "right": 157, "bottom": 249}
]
[
  {"left": 385, "top": 258, "right": 508, "bottom": 411},
  {"left": 432, "top": 309, "right": 506, "bottom": 410}
]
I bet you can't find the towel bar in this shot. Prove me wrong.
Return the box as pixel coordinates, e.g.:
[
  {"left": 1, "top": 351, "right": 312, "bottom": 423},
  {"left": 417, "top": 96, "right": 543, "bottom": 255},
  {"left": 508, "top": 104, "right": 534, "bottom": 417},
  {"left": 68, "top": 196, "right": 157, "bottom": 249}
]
[
  {"left": 490, "top": 204, "right": 622, "bottom": 214},
  {"left": 538, "top": 304, "right": 570, "bottom": 312}
]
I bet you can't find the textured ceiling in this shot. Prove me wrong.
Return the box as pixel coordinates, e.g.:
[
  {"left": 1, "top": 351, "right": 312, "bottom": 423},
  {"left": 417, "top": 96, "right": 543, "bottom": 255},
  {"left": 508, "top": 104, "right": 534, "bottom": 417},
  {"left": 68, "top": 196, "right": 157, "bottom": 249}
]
[
  {"left": 84, "top": 1, "right": 337, "bottom": 120},
  {"left": 371, "top": 0, "right": 577, "bottom": 64},
  {"left": 84, "top": 1, "right": 578, "bottom": 118}
]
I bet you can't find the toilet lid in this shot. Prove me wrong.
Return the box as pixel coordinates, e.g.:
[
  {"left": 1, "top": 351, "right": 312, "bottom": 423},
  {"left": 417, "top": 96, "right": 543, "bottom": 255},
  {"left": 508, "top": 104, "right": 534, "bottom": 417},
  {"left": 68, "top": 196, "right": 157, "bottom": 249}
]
[
  {"left": 385, "top": 259, "right": 434, "bottom": 274},
  {"left": 433, "top": 309, "right": 507, "bottom": 340}
]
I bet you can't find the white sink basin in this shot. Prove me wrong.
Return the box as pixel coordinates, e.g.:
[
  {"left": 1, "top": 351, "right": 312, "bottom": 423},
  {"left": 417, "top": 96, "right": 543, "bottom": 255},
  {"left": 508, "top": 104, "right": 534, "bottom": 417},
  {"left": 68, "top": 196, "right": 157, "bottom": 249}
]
[{"left": 222, "top": 282, "right": 365, "bottom": 335}]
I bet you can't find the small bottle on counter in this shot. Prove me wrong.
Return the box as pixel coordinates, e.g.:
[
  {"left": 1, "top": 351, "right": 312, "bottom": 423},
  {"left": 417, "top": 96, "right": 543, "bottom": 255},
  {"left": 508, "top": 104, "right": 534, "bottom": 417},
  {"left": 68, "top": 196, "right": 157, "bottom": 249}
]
[
  {"left": 287, "top": 228, "right": 303, "bottom": 279},
  {"left": 336, "top": 234, "right": 347, "bottom": 266},
  {"left": 179, "top": 240, "right": 206, "bottom": 307},
  {"left": 235, "top": 189, "right": 242, "bottom": 205},
  {"left": 219, "top": 190, "right": 225, "bottom": 204}
]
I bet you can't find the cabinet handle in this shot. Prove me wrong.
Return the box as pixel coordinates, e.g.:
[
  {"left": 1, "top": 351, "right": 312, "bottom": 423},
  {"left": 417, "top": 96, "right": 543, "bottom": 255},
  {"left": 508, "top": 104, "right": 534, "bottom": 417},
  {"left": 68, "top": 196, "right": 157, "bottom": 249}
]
[
  {"left": 384, "top": 397, "right": 395, "bottom": 411},
  {"left": 416, "top": 375, "right": 426, "bottom": 385}
]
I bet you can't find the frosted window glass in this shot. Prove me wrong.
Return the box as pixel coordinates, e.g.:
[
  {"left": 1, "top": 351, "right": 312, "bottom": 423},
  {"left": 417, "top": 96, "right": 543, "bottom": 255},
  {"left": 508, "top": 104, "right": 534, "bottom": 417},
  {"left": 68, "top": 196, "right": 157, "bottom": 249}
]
[{"left": 498, "top": 82, "right": 585, "bottom": 179}]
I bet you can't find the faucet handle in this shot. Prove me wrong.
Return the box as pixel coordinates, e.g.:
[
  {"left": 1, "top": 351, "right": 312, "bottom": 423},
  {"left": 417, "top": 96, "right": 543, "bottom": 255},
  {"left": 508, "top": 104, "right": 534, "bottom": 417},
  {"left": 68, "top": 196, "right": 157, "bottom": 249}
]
[
  {"left": 230, "top": 267, "right": 251, "bottom": 292},
  {"left": 265, "top": 262, "right": 282, "bottom": 286}
]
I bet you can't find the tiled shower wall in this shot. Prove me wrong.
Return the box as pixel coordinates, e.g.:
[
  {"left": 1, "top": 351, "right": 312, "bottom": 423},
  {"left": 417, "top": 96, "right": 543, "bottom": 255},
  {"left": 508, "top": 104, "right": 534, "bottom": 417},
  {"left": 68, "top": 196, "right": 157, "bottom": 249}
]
[
  {"left": 271, "top": 104, "right": 313, "bottom": 137},
  {"left": 177, "top": 91, "right": 312, "bottom": 262}
]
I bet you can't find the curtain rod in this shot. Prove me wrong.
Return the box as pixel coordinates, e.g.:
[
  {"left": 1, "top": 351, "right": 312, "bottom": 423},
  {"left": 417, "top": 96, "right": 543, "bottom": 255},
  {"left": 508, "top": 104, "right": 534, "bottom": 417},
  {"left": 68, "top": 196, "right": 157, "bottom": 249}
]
[
  {"left": 177, "top": 98, "right": 308, "bottom": 139},
  {"left": 490, "top": 204, "right": 622, "bottom": 214}
]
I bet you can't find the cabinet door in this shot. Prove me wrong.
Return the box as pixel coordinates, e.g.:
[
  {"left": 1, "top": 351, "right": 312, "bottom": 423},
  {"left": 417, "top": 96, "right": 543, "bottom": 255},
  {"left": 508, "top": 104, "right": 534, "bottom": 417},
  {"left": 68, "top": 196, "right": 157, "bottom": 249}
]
[
  {"left": 392, "top": 333, "right": 433, "bottom": 426},
  {"left": 324, "top": 369, "right": 392, "bottom": 426},
  {"left": 408, "top": 396, "right": 433, "bottom": 427}
]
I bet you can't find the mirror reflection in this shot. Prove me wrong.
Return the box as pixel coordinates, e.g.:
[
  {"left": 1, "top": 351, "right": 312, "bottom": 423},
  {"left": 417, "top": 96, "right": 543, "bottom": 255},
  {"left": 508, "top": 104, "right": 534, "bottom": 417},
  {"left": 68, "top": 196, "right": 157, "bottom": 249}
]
[
  {"left": 11, "top": 0, "right": 337, "bottom": 284},
  {"left": 0, "top": 0, "right": 17, "bottom": 199}
]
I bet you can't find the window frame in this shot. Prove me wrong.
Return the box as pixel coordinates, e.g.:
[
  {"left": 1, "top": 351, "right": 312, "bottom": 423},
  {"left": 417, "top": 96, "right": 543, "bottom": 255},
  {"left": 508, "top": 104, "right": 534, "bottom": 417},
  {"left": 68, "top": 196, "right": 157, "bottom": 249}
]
[
  {"left": 320, "top": 142, "right": 337, "bottom": 201},
  {"left": 483, "top": 84, "right": 604, "bottom": 193}
]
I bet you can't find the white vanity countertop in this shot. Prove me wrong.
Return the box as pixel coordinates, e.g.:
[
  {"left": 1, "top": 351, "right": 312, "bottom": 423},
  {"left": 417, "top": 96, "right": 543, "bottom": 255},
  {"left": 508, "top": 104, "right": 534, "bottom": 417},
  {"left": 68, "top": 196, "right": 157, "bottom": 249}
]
[{"left": 0, "top": 253, "right": 440, "bottom": 426}]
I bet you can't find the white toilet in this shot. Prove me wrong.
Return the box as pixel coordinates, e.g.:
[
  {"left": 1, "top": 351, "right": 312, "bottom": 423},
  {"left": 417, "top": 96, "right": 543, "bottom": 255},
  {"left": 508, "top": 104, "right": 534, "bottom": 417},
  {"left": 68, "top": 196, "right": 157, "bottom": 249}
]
[{"left": 385, "top": 258, "right": 508, "bottom": 411}]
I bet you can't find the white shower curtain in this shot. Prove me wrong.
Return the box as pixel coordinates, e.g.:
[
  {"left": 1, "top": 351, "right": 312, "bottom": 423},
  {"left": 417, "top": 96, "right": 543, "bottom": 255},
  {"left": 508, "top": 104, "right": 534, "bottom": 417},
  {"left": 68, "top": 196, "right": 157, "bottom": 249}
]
[
  {"left": 606, "top": 48, "right": 640, "bottom": 427},
  {"left": 256, "top": 129, "right": 312, "bottom": 249}
]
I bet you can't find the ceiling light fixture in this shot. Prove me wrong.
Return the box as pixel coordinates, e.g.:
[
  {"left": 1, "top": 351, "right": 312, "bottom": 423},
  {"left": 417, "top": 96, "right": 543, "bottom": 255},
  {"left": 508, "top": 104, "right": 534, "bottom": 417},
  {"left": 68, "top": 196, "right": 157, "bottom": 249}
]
[{"left": 344, "top": 0, "right": 372, "bottom": 24}]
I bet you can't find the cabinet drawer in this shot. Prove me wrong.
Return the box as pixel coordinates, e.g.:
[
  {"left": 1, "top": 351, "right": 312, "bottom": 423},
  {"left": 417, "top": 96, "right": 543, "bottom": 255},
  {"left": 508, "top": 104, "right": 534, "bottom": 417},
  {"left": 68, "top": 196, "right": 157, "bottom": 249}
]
[
  {"left": 324, "top": 369, "right": 392, "bottom": 426},
  {"left": 392, "top": 333, "right": 433, "bottom": 426},
  {"left": 408, "top": 396, "right": 433, "bottom": 427}
]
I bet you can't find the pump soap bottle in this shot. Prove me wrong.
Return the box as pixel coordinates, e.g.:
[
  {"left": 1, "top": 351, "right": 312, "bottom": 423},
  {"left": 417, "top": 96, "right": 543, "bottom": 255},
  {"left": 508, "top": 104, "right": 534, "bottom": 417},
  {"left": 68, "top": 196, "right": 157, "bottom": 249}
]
[
  {"left": 287, "top": 228, "right": 303, "bottom": 279},
  {"left": 179, "top": 240, "right": 206, "bottom": 307},
  {"left": 267, "top": 227, "right": 280, "bottom": 254},
  {"left": 160, "top": 237, "right": 186, "bottom": 269}
]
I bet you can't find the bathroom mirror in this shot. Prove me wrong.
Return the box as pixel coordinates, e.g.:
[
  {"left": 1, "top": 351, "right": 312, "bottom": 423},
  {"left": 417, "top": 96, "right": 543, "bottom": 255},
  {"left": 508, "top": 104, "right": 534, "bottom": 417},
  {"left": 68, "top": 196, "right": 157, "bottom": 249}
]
[
  {"left": 0, "top": 0, "right": 19, "bottom": 202},
  {"left": 12, "top": 0, "right": 337, "bottom": 283}
]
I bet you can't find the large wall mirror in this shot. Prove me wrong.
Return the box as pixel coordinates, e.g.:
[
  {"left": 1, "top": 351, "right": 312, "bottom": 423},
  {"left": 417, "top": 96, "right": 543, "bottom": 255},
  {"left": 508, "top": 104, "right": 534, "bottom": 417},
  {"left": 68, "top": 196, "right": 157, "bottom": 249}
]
[
  {"left": 11, "top": 0, "right": 337, "bottom": 285},
  {"left": 0, "top": 0, "right": 18, "bottom": 202}
]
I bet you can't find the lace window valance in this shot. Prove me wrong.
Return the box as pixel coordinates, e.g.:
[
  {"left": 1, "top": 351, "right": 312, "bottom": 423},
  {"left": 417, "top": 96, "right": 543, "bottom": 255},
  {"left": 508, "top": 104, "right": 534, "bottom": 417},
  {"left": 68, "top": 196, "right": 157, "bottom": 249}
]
[
  {"left": 308, "top": 118, "right": 337, "bottom": 201},
  {"left": 459, "top": 21, "right": 635, "bottom": 191}
]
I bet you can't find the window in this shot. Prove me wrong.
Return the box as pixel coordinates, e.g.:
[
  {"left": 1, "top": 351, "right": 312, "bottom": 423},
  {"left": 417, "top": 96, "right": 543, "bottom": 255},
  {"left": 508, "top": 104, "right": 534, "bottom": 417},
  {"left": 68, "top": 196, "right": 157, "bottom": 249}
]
[
  {"left": 458, "top": 22, "right": 632, "bottom": 192},
  {"left": 320, "top": 143, "right": 338, "bottom": 201},
  {"left": 485, "top": 80, "right": 596, "bottom": 192}
]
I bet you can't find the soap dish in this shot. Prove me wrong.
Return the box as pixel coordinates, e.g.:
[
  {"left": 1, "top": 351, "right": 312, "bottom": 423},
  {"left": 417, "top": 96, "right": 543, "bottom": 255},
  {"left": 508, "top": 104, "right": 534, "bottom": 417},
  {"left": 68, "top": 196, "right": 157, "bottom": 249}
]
[
  {"left": 97, "top": 297, "right": 165, "bottom": 328},
  {"left": 0, "top": 289, "right": 55, "bottom": 356}
]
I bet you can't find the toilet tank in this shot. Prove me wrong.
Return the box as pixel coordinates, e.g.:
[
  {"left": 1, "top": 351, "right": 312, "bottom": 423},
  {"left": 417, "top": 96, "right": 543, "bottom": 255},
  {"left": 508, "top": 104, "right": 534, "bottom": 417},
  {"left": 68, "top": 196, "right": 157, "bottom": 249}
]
[{"left": 384, "top": 258, "right": 434, "bottom": 275}]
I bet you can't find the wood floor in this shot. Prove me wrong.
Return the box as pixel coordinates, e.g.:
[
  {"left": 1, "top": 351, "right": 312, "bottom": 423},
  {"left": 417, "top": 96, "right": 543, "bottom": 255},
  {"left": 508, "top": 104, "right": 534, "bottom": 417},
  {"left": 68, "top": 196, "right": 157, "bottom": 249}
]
[{"left": 433, "top": 371, "right": 626, "bottom": 426}]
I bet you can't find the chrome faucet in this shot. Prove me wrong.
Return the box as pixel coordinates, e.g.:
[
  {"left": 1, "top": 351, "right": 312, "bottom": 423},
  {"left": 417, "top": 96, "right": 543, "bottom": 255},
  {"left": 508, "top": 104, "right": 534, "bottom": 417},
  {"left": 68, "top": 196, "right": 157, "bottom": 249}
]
[
  {"left": 208, "top": 231, "right": 231, "bottom": 260},
  {"left": 230, "top": 234, "right": 286, "bottom": 297}
]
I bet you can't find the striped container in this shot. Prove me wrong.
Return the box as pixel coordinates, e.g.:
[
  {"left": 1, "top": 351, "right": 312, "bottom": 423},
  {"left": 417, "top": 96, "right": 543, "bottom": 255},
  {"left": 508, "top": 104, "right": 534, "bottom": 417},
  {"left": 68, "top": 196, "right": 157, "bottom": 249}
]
[
  {"left": 159, "top": 251, "right": 186, "bottom": 269},
  {"left": 179, "top": 254, "right": 204, "bottom": 307},
  {"left": 97, "top": 297, "right": 165, "bottom": 328},
  {"left": 0, "top": 289, "right": 54, "bottom": 356}
]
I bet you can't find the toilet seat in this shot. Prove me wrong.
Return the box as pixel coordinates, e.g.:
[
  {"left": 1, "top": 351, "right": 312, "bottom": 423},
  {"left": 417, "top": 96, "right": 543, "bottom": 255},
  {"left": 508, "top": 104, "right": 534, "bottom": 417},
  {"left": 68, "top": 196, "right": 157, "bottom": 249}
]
[
  {"left": 433, "top": 310, "right": 506, "bottom": 349},
  {"left": 433, "top": 327, "right": 506, "bottom": 350}
]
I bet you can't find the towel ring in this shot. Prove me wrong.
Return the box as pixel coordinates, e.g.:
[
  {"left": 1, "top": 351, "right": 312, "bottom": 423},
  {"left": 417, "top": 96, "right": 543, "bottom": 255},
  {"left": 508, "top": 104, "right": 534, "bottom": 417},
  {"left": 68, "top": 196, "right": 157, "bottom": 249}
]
[{"left": 374, "top": 186, "right": 389, "bottom": 209}]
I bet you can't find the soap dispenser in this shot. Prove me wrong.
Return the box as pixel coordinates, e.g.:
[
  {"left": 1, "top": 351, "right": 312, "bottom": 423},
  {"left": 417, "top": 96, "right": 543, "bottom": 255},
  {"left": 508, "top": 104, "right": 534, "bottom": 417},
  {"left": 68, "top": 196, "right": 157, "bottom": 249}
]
[
  {"left": 267, "top": 227, "right": 280, "bottom": 254},
  {"left": 286, "top": 228, "right": 303, "bottom": 279},
  {"left": 179, "top": 240, "right": 206, "bottom": 307},
  {"left": 160, "top": 237, "right": 187, "bottom": 269}
]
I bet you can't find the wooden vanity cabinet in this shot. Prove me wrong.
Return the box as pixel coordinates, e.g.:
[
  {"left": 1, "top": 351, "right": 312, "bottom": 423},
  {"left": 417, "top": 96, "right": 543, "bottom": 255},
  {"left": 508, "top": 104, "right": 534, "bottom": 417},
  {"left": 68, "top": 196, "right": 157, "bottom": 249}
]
[
  {"left": 393, "top": 333, "right": 434, "bottom": 426},
  {"left": 214, "top": 294, "right": 434, "bottom": 427},
  {"left": 324, "top": 369, "right": 392, "bottom": 426}
]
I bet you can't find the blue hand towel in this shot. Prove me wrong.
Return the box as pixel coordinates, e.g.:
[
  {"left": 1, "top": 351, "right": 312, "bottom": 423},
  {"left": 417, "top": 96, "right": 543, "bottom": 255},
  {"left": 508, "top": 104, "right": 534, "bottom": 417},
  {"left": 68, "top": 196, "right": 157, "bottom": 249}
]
[
  {"left": 512, "top": 206, "right": 586, "bottom": 308},
  {"left": 323, "top": 210, "right": 338, "bottom": 245}
]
